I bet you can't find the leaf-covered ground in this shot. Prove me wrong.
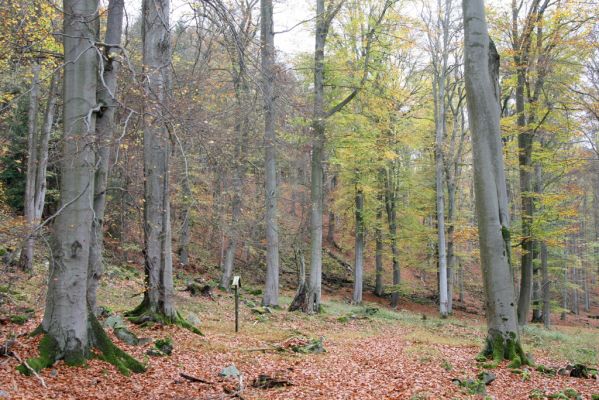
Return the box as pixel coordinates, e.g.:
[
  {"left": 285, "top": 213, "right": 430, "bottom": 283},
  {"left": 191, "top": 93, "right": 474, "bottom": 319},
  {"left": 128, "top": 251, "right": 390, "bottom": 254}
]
[{"left": 1, "top": 265, "right": 598, "bottom": 400}]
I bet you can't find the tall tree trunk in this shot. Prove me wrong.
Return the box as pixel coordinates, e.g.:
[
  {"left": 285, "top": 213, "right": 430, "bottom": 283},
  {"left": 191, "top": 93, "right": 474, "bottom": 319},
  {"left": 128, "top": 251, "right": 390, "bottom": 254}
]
[
  {"left": 541, "top": 241, "right": 550, "bottom": 328},
  {"left": 303, "top": 0, "right": 327, "bottom": 314},
  {"left": 385, "top": 166, "right": 401, "bottom": 308},
  {"left": 327, "top": 175, "right": 337, "bottom": 245},
  {"left": 531, "top": 163, "right": 543, "bottom": 323},
  {"left": 352, "top": 187, "right": 364, "bottom": 304},
  {"left": 33, "top": 71, "right": 60, "bottom": 222},
  {"left": 560, "top": 264, "right": 568, "bottom": 320},
  {"left": 432, "top": 0, "right": 450, "bottom": 318},
  {"left": 178, "top": 171, "right": 192, "bottom": 266},
  {"left": 131, "top": 0, "right": 176, "bottom": 319},
  {"left": 463, "top": 0, "right": 526, "bottom": 365},
  {"left": 374, "top": 191, "right": 384, "bottom": 297},
  {"left": 87, "top": 0, "right": 124, "bottom": 313},
  {"left": 35, "top": 0, "right": 143, "bottom": 375},
  {"left": 262, "top": 0, "right": 280, "bottom": 307},
  {"left": 19, "top": 62, "right": 41, "bottom": 271},
  {"left": 43, "top": 0, "right": 98, "bottom": 357}
]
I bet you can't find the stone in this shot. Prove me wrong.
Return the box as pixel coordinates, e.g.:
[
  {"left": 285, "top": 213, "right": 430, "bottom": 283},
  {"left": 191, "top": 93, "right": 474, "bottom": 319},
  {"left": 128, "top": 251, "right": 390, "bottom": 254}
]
[
  {"left": 219, "top": 364, "right": 240, "bottom": 378},
  {"left": 103, "top": 315, "right": 125, "bottom": 330},
  {"left": 187, "top": 312, "right": 201, "bottom": 327},
  {"left": 114, "top": 327, "right": 140, "bottom": 345},
  {"left": 478, "top": 371, "right": 496, "bottom": 385}
]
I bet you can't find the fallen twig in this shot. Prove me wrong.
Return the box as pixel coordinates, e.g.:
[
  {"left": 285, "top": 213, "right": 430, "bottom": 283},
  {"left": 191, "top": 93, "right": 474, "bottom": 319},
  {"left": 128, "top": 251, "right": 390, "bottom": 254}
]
[
  {"left": 180, "top": 372, "right": 214, "bottom": 385},
  {"left": 11, "top": 351, "right": 47, "bottom": 388}
]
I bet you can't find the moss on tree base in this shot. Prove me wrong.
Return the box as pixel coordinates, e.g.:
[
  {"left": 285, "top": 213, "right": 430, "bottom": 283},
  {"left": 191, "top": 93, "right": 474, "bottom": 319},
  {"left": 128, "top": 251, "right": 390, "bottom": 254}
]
[
  {"left": 125, "top": 300, "right": 203, "bottom": 335},
  {"left": 478, "top": 332, "right": 530, "bottom": 369},
  {"left": 18, "top": 314, "right": 145, "bottom": 377}
]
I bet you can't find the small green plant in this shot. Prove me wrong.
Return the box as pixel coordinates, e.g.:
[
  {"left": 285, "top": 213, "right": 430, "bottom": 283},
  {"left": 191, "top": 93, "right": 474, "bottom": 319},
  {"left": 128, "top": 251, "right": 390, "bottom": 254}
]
[
  {"left": 10, "top": 315, "right": 29, "bottom": 325},
  {"left": 441, "top": 359, "right": 453, "bottom": 371}
]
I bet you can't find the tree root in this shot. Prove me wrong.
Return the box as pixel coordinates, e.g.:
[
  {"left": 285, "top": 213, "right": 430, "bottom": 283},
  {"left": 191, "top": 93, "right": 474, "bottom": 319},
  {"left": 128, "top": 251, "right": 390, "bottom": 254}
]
[
  {"left": 125, "top": 301, "right": 203, "bottom": 335},
  {"left": 478, "top": 332, "right": 530, "bottom": 369},
  {"left": 17, "top": 314, "right": 145, "bottom": 377}
]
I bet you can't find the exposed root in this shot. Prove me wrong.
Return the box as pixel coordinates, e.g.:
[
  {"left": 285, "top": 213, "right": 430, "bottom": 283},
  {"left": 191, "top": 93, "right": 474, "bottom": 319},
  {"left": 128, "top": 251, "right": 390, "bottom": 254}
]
[
  {"left": 477, "top": 331, "right": 530, "bottom": 369},
  {"left": 17, "top": 315, "right": 145, "bottom": 377},
  {"left": 125, "top": 301, "right": 202, "bottom": 335}
]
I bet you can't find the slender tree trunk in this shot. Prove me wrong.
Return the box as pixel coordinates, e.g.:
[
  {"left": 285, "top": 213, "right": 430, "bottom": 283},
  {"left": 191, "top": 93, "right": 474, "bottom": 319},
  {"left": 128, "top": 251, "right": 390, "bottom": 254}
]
[
  {"left": 132, "top": 0, "right": 176, "bottom": 319},
  {"left": 33, "top": 71, "right": 60, "bottom": 222},
  {"left": 561, "top": 264, "right": 568, "bottom": 320},
  {"left": 385, "top": 167, "right": 401, "bottom": 308},
  {"left": 178, "top": 173, "right": 191, "bottom": 266},
  {"left": 327, "top": 175, "right": 337, "bottom": 245},
  {"left": 352, "top": 187, "right": 364, "bottom": 304},
  {"left": 304, "top": 0, "right": 327, "bottom": 313},
  {"left": 541, "top": 241, "right": 550, "bottom": 328},
  {"left": 19, "top": 63, "right": 41, "bottom": 271},
  {"left": 432, "top": 0, "right": 450, "bottom": 319},
  {"left": 463, "top": 0, "right": 526, "bottom": 364},
  {"left": 261, "top": 0, "right": 280, "bottom": 306},
  {"left": 374, "top": 191, "right": 384, "bottom": 296},
  {"left": 87, "top": 0, "right": 124, "bottom": 313},
  {"left": 571, "top": 267, "right": 579, "bottom": 315}
]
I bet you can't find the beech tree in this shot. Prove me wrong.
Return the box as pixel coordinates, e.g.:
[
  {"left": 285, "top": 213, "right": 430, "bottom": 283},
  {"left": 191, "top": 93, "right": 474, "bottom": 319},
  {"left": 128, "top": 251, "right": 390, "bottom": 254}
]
[
  {"left": 462, "top": 0, "right": 527, "bottom": 365},
  {"left": 21, "top": 0, "right": 144, "bottom": 375},
  {"left": 261, "top": 0, "right": 280, "bottom": 307}
]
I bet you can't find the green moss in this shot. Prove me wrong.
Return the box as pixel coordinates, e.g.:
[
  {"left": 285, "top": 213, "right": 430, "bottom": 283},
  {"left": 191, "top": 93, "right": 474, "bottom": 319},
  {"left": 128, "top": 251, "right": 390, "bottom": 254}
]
[
  {"left": 478, "top": 332, "right": 529, "bottom": 368},
  {"left": 89, "top": 313, "right": 145, "bottom": 376},
  {"left": 10, "top": 315, "right": 29, "bottom": 325},
  {"left": 17, "top": 334, "right": 59, "bottom": 375},
  {"left": 126, "top": 301, "right": 202, "bottom": 335}
]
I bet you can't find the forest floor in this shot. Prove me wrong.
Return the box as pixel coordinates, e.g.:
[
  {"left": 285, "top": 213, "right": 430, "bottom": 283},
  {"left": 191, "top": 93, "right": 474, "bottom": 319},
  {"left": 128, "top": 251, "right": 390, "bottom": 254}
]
[{"left": 0, "top": 262, "right": 598, "bottom": 400}]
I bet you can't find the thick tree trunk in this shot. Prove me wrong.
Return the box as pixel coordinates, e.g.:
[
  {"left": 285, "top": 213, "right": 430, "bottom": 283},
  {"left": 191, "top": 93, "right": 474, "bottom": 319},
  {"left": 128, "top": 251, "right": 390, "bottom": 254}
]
[
  {"left": 133, "top": 0, "right": 176, "bottom": 320},
  {"left": 33, "top": 0, "right": 141, "bottom": 376},
  {"left": 352, "top": 188, "right": 364, "bottom": 304},
  {"left": 262, "top": 0, "right": 280, "bottom": 307},
  {"left": 19, "top": 63, "right": 41, "bottom": 272},
  {"left": 87, "top": 0, "right": 124, "bottom": 313},
  {"left": 463, "top": 0, "right": 526, "bottom": 366}
]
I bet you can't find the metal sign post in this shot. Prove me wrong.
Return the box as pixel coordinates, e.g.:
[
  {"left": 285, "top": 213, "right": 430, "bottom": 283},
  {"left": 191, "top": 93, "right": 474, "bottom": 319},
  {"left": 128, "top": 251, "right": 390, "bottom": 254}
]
[{"left": 232, "top": 276, "right": 241, "bottom": 333}]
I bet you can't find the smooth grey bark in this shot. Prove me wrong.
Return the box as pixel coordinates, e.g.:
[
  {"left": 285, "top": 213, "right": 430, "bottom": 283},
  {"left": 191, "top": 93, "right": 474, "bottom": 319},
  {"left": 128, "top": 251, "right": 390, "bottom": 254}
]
[
  {"left": 19, "top": 62, "right": 41, "bottom": 272},
  {"left": 261, "top": 0, "right": 280, "bottom": 307},
  {"left": 138, "top": 0, "right": 175, "bottom": 318},
  {"left": 430, "top": 0, "right": 451, "bottom": 318},
  {"left": 87, "top": 0, "right": 124, "bottom": 313},
  {"left": 352, "top": 187, "right": 364, "bottom": 304},
  {"left": 42, "top": 0, "right": 99, "bottom": 359},
  {"left": 303, "top": 0, "right": 329, "bottom": 314},
  {"left": 463, "top": 0, "right": 523, "bottom": 356},
  {"left": 34, "top": 71, "right": 60, "bottom": 222}
]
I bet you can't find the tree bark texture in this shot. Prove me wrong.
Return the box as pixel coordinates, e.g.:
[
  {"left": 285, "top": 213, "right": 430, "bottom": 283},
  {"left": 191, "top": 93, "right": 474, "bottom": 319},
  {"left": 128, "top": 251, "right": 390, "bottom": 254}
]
[
  {"left": 262, "top": 0, "right": 280, "bottom": 307},
  {"left": 463, "top": 0, "right": 525, "bottom": 365},
  {"left": 87, "top": 0, "right": 125, "bottom": 313}
]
